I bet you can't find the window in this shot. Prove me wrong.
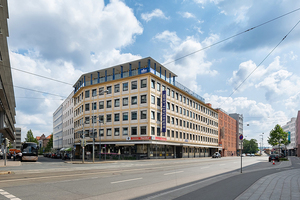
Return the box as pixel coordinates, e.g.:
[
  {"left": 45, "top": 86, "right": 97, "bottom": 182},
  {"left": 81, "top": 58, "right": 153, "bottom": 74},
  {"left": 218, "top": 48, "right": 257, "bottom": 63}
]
[
  {"left": 151, "top": 79, "right": 155, "bottom": 89},
  {"left": 85, "top": 90, "right": 90, "bottom": 98},
  {"left": 141, "top": 126, "right": 146, "bottom": 135},
  {"left": 106, "top": 114, "right": 112, "bottom": 122},
  {"left": 180, "top": 95, "right": 182, "bottom": 102},
  {"left": 131, "top": 111, "right": 137, "bottom": 120},
  {"left": 176, "top": 131, "right": 178, "bottom": 138},
  {"left": 180, "top": 120, "right": 182, "bottom": 126},
  {"left": 151, "top": 127, "right": 155, "bottom": 135},
  {"left": 85, "top": 117, "right": 90, "bottom": 124},
  {"left": 157, "top": 112, "right": 161, "bottom": 121},
  {"left": 99, "top": 87, "right": 104, "bottom": 95},
  {"left": 107, "top": 100, "right": 112, "bottom": 108},
  {"left": 167, "top": 102, "right": 170, "bottom": 110},
  {"left": 171, "top": 90, "right": 174, "bottom": 98},
  {"left": 123, "top": 112, "right": 128, "bottom": 121},
  {"left": 171, "top": 117, "right": 174, "bottom": 124},
  {"left": 131, "top": 127, "right": 137, "bottom": 135},
  {"left": 114, "top": 99, "right": 120, "bottom": 107},
  {"left": 176, "top": 119, "right": 178, "bottom": 125},
  {"left": 107, "top": 86, "right": 112, "bottom": 94},
  {"left": 157, "top": 97, "right": 161, "bottom": 106},
  {"left": 114, "top": 84, "right": 120, "bottom": 93},
  {"left": 171, "top": 104, "right": 174, "bottom": 111},
  {"left": 141, "top": 110, "right": 147, "bottom": 119},
  {"left": 167, "top": 130, "right": 170, "bottom": 137},
  {"left": 99, "top": 115, "right": 104, "bottom": 123},
  {"left": 157, "top": 127, "right": 161, "bottom": 136},
  {"left": 167, "top": 88, "right": 170, "bottom": 96},
  {"left": 91, "top": 89, "right": 96, "bottom": 97},
  {"left": 99, "top": 129, "right": 104, "bottom": 137},
  {"left": 141, "top": 79, "right": 147, "bottom": 88},
  {"left": 151, "top": 111, "right": 155, "bottom": 120},
  {"left": 114, "top": 113, "right": 120, "bottom": 122},
  {"left": 157, "top": 82, "right": 161, "bottom": 91},
  {"left": 162, "top": 85, "right": 166, "bottom": 91},
  {"left": 180, "top": 107, "right": 182, "bottom": 114},
  {"left": 123, "top": 97, "right": 128, "bottom": 106},
  {"left": 123, "top": 127, "right": 128, "bottom": 136},
  {"left": 85, "top": 103, "right": 90, "bottom": 111},
  {"left": 172, "top": 131, "right": 174, "bottom": 137},
  {"left": 99, "top": 101, "right": 104, "bottom": 109},
  {"left": 123, "top": 82, "right": 128, "bottom": 91},
  {"left": 176, "top": 93, "right": 178, "bottom": 100},
  {"left": 167, "top": 116, "right": 170, "bottom": 123},
  {"left": 151, "top": 95, "right": 155, "bottom": 104},
  {"left": 183, "top": 97, "right": 186, "bottom": 103},
  {"left": 114, "top": 128, "right": 120, "bottom": 136},
  {"left": 106, "top": 128, "right": 112, "bottom": 136},
  {"left": 92, "top": 102, "right": 97, "bottom": 110},
  {"left": 187, "top": 98, "right": 189, "bottom": 105},
  {"left": 141, "top": 95, "right": 147, "bottom": 104},
  {"left": 131, "top": 81, "right": 137, "bottom": 90},
  {"left": 131, "top": 96, "right": 137, "bottom": 105}
]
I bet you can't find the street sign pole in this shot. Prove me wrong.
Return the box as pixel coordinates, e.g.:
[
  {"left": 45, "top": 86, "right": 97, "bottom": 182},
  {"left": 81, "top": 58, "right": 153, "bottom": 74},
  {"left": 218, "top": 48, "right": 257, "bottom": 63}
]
[{"left": 239, "top": 134, "right": 243, "bottom": 173}]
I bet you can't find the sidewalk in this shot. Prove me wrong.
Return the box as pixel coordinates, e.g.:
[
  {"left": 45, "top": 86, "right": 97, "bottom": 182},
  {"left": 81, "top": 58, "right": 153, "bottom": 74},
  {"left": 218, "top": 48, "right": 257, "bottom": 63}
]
[
  {"left": 236, "top": 160, "right": 300, "bottom": 200},
  {"left": 0, "top": 160, "right": 21, "bottom": 175}
]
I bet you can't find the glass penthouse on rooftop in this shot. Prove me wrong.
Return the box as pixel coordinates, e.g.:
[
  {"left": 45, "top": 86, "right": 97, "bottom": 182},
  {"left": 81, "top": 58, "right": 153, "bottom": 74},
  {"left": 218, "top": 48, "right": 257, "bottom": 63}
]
[{"left": 73, "top": 57, "right": 205, "bottom": 103}]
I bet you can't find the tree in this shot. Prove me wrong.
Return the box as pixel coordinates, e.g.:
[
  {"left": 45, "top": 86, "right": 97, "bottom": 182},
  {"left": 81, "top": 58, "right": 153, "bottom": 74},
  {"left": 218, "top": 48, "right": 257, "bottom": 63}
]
[
  {"left": 25, "top": 129, "right": 38, "bottom": 144},
  {"left": 45, "top": 134, "right": 53, "bottom": 152},
  {"left": 243, "top": 139, "right": 259, "bottom": 154},
  {"left": 267, "top": 124, "right": 288, "bottom": 155}
]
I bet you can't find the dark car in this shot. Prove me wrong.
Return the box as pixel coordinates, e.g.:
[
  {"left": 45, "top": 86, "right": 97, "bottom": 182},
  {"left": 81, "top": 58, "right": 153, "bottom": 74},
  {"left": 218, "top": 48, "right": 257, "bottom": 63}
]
[
  {"left": 212, "top": 152, "right": 221, "bottom": 158},
  {"left": 269, "top": 154, "right": 279, "bottom": 162}
]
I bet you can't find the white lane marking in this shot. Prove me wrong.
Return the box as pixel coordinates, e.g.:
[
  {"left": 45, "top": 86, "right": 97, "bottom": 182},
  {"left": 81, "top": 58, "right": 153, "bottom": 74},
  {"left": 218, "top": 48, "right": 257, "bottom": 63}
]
[
  {"left": 0, "top": 189, "right": 21, "bottom": 200},
  {"left": 164, "top": 171, "right": 184, "bottom": 176},
  {"left": 219, "top": 164, "right": 225, "bottom": 166},
  {"left": 200, "top": 166, "right": 209, "bottom": 169},
  {"left": 111, "top": 177, "right": 142, "bottom": 184}
]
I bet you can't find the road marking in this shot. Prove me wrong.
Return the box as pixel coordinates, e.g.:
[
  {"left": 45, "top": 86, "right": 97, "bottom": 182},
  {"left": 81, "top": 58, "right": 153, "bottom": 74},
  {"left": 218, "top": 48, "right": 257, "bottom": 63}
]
[
  {"left": 0, "top": 189, "right": 21, "bottom": 200},
  {"left": 164, "top": 171, "right": 183, "bottom": 175},
  {"left": 111, "top": 177, "right": 142, "bottom": 184}
]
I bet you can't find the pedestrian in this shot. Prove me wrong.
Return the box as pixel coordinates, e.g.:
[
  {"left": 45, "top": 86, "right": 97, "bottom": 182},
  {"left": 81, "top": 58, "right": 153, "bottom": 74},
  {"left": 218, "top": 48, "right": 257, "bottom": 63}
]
[{"left": 232, "top": 153, "right": 233, "bottom": 156}]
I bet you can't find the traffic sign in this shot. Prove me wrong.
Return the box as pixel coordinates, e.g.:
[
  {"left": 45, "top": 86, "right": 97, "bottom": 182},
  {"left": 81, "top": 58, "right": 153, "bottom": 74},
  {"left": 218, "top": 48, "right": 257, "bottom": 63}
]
[{"left": 239, "top": 134, "right": 243, "bottom": 140}]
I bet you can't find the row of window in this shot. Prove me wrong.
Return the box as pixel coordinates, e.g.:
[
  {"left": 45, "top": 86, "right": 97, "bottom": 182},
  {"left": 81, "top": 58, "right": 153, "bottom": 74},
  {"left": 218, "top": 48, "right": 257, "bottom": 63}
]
[
  {"left": 150, "top": 79, "right": 218, "bottom": 119},
  {"left": 75, "top": 126, "right": 217, "bottom": 144}
]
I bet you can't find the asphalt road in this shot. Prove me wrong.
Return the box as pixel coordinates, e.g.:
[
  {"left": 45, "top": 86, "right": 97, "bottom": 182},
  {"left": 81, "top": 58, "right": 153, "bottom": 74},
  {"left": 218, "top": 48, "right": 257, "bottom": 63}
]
[{"left": 0, "top": 155, "right": 294, "bottom": 200}]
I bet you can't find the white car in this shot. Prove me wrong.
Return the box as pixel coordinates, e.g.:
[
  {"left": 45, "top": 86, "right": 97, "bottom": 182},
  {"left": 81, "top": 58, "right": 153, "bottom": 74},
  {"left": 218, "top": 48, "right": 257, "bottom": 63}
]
[{"left": 242, "top": 153, "right": 246, "bottom": 157}]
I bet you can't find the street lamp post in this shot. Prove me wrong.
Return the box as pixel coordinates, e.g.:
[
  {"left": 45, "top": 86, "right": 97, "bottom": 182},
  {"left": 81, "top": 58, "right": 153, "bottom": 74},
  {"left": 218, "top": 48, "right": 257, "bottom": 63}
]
[{"left": 260, "top": 133, "right": 264, "bottom": 155}]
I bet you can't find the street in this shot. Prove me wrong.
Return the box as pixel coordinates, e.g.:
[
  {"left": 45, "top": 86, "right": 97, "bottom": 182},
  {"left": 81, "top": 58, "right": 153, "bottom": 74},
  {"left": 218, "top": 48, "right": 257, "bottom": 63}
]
[{"left": 0, "top": 155, "right": 297, "bottom": 200}]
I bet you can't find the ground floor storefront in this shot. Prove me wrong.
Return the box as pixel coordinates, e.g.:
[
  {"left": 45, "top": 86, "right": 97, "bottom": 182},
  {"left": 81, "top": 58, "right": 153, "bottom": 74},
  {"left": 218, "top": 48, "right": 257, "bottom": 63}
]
[{"left": 74, "top": 141, "right": 220, "bottom": 160}]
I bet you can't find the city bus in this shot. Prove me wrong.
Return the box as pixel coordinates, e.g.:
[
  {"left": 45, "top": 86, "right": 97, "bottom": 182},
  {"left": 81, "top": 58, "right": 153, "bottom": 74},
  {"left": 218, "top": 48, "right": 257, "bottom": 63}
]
[{"left": 21, "top": 142, "right": 39, "bottom": 161}]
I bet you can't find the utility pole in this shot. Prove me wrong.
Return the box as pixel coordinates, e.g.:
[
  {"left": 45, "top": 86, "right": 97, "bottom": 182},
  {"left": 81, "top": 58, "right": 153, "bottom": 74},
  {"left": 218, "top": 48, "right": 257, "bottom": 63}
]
[{"left": 82, "top": 121, "right": 85, "bottom": 163}]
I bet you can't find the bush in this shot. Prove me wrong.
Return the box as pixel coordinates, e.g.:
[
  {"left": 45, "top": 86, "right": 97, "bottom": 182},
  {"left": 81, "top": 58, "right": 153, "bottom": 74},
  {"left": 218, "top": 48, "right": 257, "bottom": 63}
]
[{"left": 279, "top": 158, "right": 289, "bottom": 161}]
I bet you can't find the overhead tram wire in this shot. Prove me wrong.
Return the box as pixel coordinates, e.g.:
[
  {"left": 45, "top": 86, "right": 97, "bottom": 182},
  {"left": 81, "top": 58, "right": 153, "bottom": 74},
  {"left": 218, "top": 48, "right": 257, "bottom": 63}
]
[
  {"left": 228, "top": 19, "right": 300, "bottom": 98},
  {"left": 14, "top": 85, "right": 67, "bottom": 98},
  {"left": 162, "top": 7, "right": 300, "bottom": 66}
]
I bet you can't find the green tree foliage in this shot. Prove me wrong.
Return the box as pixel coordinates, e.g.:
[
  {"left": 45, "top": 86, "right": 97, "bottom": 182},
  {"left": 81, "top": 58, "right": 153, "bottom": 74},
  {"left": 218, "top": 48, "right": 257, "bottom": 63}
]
[
  {"left": 45, "top": 134, "right": 53, "bottom": 152},
  {"left": 267, "top": 124, "right": 288, "bottom": 147},
  {"left": 25, "top": 129, "right": 38, "bottom": 144},
  {"left": 243, "top": 139, "right": 259, "bottom": 153}
]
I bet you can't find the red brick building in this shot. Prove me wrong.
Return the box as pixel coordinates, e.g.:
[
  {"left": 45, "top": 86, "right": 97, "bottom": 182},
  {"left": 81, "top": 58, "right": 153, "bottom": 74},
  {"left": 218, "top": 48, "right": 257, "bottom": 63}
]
[{"left": 216, "top": 109, "right": 237, "bottom": 157}]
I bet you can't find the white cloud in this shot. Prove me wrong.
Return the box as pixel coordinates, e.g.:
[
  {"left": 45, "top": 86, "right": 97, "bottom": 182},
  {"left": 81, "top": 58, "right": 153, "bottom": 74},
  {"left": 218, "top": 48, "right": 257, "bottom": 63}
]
[
  {"left": 154, "top": 30, "right": 181, "bottom": 46},
  {"left": 178, "top": 12, "right": 196, "bottom": 19},
  {"left": 194, "top": 0, "right": 224, "bottom": 5},
  {"left": 141, "top": 9, "right": 169, "bottom": 22},
  {"left": 201, "top": 33, "right": 220, "bottom": 47}
]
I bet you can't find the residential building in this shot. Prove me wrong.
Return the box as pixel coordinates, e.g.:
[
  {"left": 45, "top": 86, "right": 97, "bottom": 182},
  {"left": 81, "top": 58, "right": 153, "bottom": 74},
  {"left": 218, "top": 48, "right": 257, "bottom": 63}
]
[
  {"left": 72, "top": 57, "right": 219, "bottom": 159},
  {"left": 296, "top": 111, "right": 300, "bottom": 157},
  {"left": 216, "top": 108, "right": 237, "bottom": 156},
  {"left": 282, "top": 117, "right": 296, "bottom": 156},
  {"left": 229, "top": 113, "right": 243, "bottom": 155},
  {"left": 0, "top": 0, "right": 16, "bottom": 142},
  {"left": 53, "top": 105, "right": 63, "bottom": 149},
  {"left": 13, "top": 128, "right": 21, "bottom": 149},
  {"left": 36, "top": 134, "right": 51, "bottom": 149},
  {"left": 62, "top": 92, "right": 74, "bottom": 148}
]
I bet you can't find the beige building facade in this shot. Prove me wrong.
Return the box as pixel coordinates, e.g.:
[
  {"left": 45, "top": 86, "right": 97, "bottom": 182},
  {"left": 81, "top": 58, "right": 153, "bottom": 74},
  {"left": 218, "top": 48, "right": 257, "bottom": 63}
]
[{"left": 73, "top": 57, "right": 219, "bottom": 159}]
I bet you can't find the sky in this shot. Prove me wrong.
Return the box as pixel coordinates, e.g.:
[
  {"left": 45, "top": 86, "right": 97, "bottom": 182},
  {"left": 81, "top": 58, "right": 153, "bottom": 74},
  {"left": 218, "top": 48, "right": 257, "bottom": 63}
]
[{"left": 7, "top": 0, "right": 300, "bottom": 146}]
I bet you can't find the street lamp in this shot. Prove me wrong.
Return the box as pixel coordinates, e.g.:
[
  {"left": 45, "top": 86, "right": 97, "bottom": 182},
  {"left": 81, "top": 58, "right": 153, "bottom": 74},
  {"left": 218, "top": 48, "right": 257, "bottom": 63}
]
[
  {"left": 260, "top": 133, "right": 264, "bottom": 155},
  {"left": 92, "top": 89, "right": 108, "bottom": 163}
]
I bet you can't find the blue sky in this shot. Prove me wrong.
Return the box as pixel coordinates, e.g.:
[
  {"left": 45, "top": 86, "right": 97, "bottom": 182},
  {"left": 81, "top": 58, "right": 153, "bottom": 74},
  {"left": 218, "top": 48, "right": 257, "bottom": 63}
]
[{"left": 7, "top": 0, "right": 300, "bottom": 146}]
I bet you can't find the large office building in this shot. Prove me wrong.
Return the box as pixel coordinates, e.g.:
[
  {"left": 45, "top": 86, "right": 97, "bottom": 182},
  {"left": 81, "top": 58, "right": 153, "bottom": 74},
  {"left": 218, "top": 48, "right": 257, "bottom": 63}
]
[
  {"left": 53, "top": 105, "right": 63, "bottom": 149},
  {"left": 73, "top": 57, "right": 219, "bottom": 159},
  {"left": 229, "top": 113, "right": 243, "bottom": 155},
  {"left": 0, "top": 0, "right": 16, "bottom": 143},
  {"left": 62, "top": 92, "right": 74, "bottom": 148},
  {"left": 216, "top": 108, "right": 237, "bottom": 156}
]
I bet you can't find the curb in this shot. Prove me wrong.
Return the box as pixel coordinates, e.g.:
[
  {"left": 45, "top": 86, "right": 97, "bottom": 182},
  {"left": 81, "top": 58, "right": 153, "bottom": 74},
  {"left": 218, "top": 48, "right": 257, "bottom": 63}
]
[{"left": 0, "top": 171, "right": 12, "bottom": 175}]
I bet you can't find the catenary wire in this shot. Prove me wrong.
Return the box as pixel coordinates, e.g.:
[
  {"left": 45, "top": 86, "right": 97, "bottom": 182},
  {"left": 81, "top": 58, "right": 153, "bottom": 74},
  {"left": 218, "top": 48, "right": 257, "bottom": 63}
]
[
  {"left": 228, "top": 19, "right": 300, "bottom": 98},
  {"left": 162, "top": 7, "right": 300, "bottom": 66},
  {"left": 14, "top": 85, "right": 67, "bottom": 98}
]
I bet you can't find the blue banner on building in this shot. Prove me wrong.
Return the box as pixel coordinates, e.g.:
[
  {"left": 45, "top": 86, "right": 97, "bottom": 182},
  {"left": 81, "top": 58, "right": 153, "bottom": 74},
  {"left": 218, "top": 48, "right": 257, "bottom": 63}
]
[
  {"left": 162, "top": 90, "right": 166, "bottom": 132},
  {"left": 139, "top": 67, "right": 149, "bottom": 74}
]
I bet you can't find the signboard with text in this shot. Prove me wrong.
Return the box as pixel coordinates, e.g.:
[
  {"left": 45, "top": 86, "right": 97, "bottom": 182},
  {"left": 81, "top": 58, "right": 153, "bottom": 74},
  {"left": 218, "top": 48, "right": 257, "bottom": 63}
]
[{"left": 162, "top": 90, "right": 166, "bottom": 132}]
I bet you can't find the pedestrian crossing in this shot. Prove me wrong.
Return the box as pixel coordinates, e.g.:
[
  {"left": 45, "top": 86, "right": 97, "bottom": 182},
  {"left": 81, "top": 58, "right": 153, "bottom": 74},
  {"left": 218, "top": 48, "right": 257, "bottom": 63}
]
[{"left": 0, "top": 189, "right": 21, "bottom": 200}]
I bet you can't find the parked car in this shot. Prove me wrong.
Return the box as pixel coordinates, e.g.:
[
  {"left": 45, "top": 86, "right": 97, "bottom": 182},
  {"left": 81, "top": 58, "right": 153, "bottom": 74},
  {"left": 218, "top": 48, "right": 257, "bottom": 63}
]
[
  {"left": 242, "top": 153, "right": 246, "bottom": 157},
  {"left": 269, "top": 154, "right": 279, "bottom": 162},
  {"left": 250, "top": 154, "right": 255, "bottom": 157},
  {"left": 212, "top": 152, "right": 221, "bottom": 158}
]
